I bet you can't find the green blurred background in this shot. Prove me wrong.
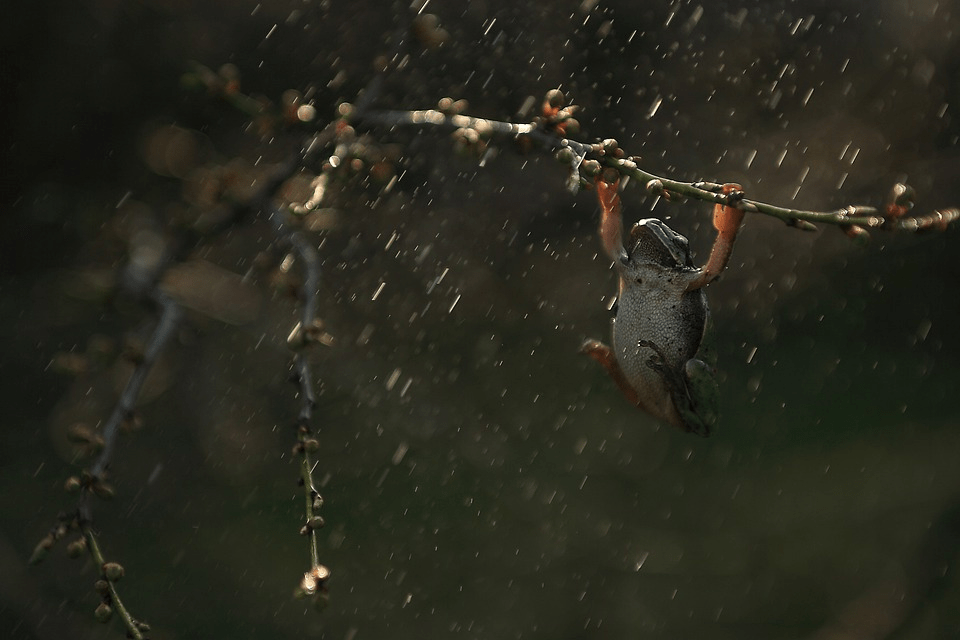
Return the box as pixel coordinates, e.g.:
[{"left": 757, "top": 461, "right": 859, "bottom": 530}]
[{"left": 3, "top": 1, "right": 960, "bottom": 638}]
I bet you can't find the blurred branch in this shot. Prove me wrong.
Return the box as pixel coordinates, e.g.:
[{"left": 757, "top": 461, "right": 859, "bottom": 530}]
[
  {"left": 85, "top": 294, "right": 181, "bottom": 488},
  {"left": 30, "top": 296, "right": 178, "bottom": 637}
]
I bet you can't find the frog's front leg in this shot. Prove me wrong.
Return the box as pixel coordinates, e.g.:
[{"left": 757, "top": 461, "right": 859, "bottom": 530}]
[
  {"left": 595, "top": 171, "right": 629, "bottom": 266},
  {"left": 685, "top": 183, "right": 745, "bottom": 292}
]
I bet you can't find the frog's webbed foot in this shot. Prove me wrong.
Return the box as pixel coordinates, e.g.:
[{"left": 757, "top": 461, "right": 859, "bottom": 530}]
[
  {"left": 685, "top": 183, "right": 745, "bottom": 292},
  {"left": 680, "top": 359, "right": 719, "bottom": 436}
]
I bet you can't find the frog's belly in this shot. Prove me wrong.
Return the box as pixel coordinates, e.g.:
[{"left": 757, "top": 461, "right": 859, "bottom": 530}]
[
  {"left": 612, "top": 318, "right": 684, "bottom": 428},
  {"left": 610, "top": 293, "right": 703, "bottom": 429}
]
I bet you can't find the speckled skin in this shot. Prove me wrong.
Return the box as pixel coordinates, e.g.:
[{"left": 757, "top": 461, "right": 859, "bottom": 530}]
[{"left": 611, "top": 219, "right": 710, "bottom": 432}]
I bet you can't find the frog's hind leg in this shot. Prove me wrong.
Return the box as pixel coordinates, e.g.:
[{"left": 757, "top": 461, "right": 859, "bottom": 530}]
[
  {"left": 637, "top": 339, "right": 714, "bottom": 437},
  {"left": 580, "top": 339, "right": 641, "bottom": 407}
]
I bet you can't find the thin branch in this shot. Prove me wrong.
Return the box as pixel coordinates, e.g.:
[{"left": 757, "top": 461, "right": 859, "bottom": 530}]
[
  {"left": 87, "top": 294, "right": 181, "bottom": 482},
  {"left": 269, "top": 202, "right": 331, "bottom": 603},
  {"left": 81, "top": 522, "right": 146, "bottom": 640},
  {"left": 354, "top": 107, "right": 959, "bottom": 235}
]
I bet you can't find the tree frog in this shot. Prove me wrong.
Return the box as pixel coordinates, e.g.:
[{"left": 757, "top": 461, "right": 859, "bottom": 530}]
[{"left": 581, "top": 173, "right": 744, "bottom": 436}]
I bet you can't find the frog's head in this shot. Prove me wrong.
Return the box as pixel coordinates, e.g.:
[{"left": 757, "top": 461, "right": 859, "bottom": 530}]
[{"left": 628, "top": 218, "right": 695, "bottom": 269}]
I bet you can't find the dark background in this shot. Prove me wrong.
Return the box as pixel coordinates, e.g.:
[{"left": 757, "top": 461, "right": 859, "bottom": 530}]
[{"left": 3, "top": 1, "right": 960, "bottom": 638}]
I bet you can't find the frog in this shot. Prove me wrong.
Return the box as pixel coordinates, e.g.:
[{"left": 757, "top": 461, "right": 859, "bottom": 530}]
[{"left": 580, "top": 171, "right": 744, "bottom": 436}]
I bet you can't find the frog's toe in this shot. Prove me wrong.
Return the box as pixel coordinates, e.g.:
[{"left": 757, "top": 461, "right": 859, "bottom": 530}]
[{"left": 579, "top": 338, "right": 610, "bottom": 358}]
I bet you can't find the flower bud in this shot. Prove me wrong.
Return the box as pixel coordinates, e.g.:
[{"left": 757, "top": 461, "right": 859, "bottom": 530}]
[
  {"left": 29, "top": 535, "right": 55, "bottom": 564},
  {"left": 337, "top": 102, "right": 355, "bottom": 120},
  {"left": 67, "top": 538, "right": 87, "bottom": 559},
  {"left": 843, "top": 224, "right": 870, "bottom": 245},
  {"left": 581, "top": 160, "right": 601, "bottom": 176},
  {"left": 103, "top": 562, "right": 125, "bottom": 582},
  {"left": 94, "top": 603, "right": 113, "bottom": 623},
  {"left": 885, "top": 183, "right": 915, "bottom": 218},
  {"left": 92, "top": 480, "right": 115, "bottom": 500},
  {"left": 562, "top": 118, "right": 581, "bottom": 135},
  {"left": 545, "top": 89, "right": 566, "bottom": 109}
]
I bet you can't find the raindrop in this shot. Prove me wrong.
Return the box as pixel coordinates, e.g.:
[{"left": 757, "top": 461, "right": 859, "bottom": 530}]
[
  {"left": 386, "top": 368, "right": 401, "bottom": 391},
  {"left": 448, "top": 293, "right": 461, "bottom": 313},
  {"left": 682, "top": 6, "right": 703, "bottom": 34},
  {"left": 646, "top": 95, "right": 663, "bottom": 119},
  {"left": 391, "top": 442, "right": 408, "bottom": 464},
  {"left": 776, "top": 148, "right": 788, "bottom": 167}
]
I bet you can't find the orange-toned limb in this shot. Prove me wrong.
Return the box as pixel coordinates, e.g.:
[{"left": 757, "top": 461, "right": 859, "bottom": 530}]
[
  {"left": 595, "top": 170, "right": 628, "bottom": 264},
  {"left": 686, "top": 183, "right": 745, "bottom": 292},
  {"left": 580, "top": 339, "right": 640, "bottom": 407}
]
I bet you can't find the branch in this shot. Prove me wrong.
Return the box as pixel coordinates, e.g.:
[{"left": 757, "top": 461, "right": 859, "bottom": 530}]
[
  {"left": 32, "top": 295, "right": 178, "bottom": 637},
  {"left": 270, "top": 204, "right": 332, "bottom": 608},
  {"left": 86, "top": 294, "right": 181, "bottom": 486},
  {"left": 81, "top": 522, "right": 149, "bottom": 639},
  {"left": 353, "top": 98, "right": 959, "bottom": 238}
]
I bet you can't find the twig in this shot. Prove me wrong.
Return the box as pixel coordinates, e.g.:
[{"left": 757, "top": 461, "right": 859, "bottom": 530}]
[
  {"left": 354, "top": 107, "right": 959, "bottom": 235},
  {"left": 86, "top": 294, "right": 181, "bottom": 484},
  {"left": 33, "top": 295, "right": 179, "bottom": 634},
  {"left": 269, "top": 203, "right": 331, "bottom": 604},
  {"left": 81, "top": 522, "right": 147, "bottom": 640},
  {"left": 66, "top": 294, "right": 181, "bottom": 637}
]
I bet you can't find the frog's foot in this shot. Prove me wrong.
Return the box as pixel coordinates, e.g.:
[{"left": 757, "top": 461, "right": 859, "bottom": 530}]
[
  {"left": 678, "top": 359, "right": 719, "bottom": 437},
  {"left": 637, "top": 339, "right": 669, "bottom": 372},
  {"left": 685, "top": 183, "right": 745, "bottom": 292},
  {"left": 580, "top": 339, "right": 640, "bottom": 407}
]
